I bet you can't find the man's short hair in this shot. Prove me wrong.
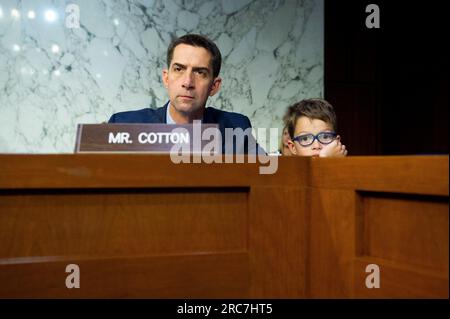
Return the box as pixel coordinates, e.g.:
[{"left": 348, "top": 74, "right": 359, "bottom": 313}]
[
  {"left": 283, "top": 98, "right": 337, "bottom": 139},
  {"left": 166, "top": 34, "right": 222, "bottom": 78}
]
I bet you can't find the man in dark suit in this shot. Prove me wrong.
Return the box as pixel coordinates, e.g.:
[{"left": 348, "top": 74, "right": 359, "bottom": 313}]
[{"left": 109, "top": 33, "right": 263, "bottom": 155}]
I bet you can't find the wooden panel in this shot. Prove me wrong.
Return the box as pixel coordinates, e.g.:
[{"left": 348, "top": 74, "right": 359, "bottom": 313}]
[
  {"left": 0, "top": 190, "right": 247, "bottom": 258},
  {"left": 0, "top": 155, "right": 306, "bottom": 189},
  {"left": 353, "top": 257, "right": 449, "bottom": 298},
  {"left": 310, "top": 156, "right": 449, "bottom": 196},
  {"left": 308, "top": 188, "right": 356, "bottom": 298},
  {"left": 0, "top": 154, "right": 255, "bottom": 189},
  {"left": 249, "top": 186, "right": 308, "bottom": 298},
  {"left": 0, "top": 253, "right": 249, "bottom": 298},
  {"left": 361, "top": 193, "right": 448, "bottom": 271},
  {"left": 0, "top": 155, "right": 448, "bottom": 298}
]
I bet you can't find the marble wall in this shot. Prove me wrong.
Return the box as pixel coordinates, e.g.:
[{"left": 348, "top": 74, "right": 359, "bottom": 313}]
[{"left": 0, "top": 0, "right": 323, "bottom": 153}]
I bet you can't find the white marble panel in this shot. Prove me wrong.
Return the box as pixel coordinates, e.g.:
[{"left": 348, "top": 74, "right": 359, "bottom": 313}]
[{"left": 0, "top": 0, "right": 323, "bottom": 153}]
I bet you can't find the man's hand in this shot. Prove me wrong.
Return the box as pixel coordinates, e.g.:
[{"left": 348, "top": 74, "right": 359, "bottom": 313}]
[{"left": 319, "top": 136, "right": 348, "bottom": 157}]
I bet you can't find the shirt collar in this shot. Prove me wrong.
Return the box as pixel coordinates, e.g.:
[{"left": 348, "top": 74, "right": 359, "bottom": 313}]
[
  {"left": 165, "top": 102, "right": 176, "bottom": 124},
  {"left": 165, "top": 102, "right": 204, "bottom": 124}
]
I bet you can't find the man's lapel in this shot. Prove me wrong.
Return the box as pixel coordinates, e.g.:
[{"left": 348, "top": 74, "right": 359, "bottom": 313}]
[
  {"left": 202, "top": 107, "right": 215, "bottom": 123},
  {"left": 154, "top": 102, "right": 169, "bottom": 123}
]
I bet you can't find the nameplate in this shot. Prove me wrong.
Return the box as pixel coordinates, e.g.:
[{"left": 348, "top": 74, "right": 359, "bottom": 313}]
[{"left": 75, "top": 123, "right": 220, "bottom": 153}]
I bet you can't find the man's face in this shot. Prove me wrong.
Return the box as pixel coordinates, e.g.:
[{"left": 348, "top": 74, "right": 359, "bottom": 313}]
[
  {"left": 288, "top": 116, "right": 334, "bottom": 157},
  {"left": 163, "top": 44, "right": 221, "bottom": 122}
]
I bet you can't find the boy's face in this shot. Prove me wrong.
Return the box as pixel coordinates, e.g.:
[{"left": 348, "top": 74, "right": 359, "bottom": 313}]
[{"left": 288, "top": 116, "right": 334, "bottom": 157}]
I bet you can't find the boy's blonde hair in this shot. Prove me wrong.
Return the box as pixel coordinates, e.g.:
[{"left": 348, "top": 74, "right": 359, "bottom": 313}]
[{"left": 283, "top": 98, "right": 337, "bottom": 139}]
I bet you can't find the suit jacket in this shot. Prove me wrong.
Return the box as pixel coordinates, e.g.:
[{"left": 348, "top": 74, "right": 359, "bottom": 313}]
[{"left": 108, "top": 102, "right": 264, "bottom": 154}]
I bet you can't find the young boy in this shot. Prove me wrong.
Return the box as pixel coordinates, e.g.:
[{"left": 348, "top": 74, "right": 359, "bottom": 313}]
[{"left": 283, "top": 98, "right": 348, "bottom": 157}]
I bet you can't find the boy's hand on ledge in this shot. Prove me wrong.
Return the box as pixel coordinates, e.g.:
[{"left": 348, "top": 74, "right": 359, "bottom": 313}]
[{"left": 319, "top": 136, "right": 348, "bottom": 158}]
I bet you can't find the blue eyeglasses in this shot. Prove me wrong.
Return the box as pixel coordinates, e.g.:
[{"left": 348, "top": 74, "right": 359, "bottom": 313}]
[{"left": 292, "top": 132, "right": 337, "bottom": 147}]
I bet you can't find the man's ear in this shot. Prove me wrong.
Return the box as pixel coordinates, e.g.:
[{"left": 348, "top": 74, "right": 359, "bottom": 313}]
[
  {"left": 162, "top": 69, "right": 169, "bottom": 89},
  {"left": 209, "top": 77, "right": 222, "bottom": 96},
  {"left": 287, "top": 140, "right": 297, "bottom": 155}
]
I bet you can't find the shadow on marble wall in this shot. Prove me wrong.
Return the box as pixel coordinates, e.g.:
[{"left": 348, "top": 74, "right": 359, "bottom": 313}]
[{"left": 0, "top": 0, "right": 323, "bottom": 152}]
